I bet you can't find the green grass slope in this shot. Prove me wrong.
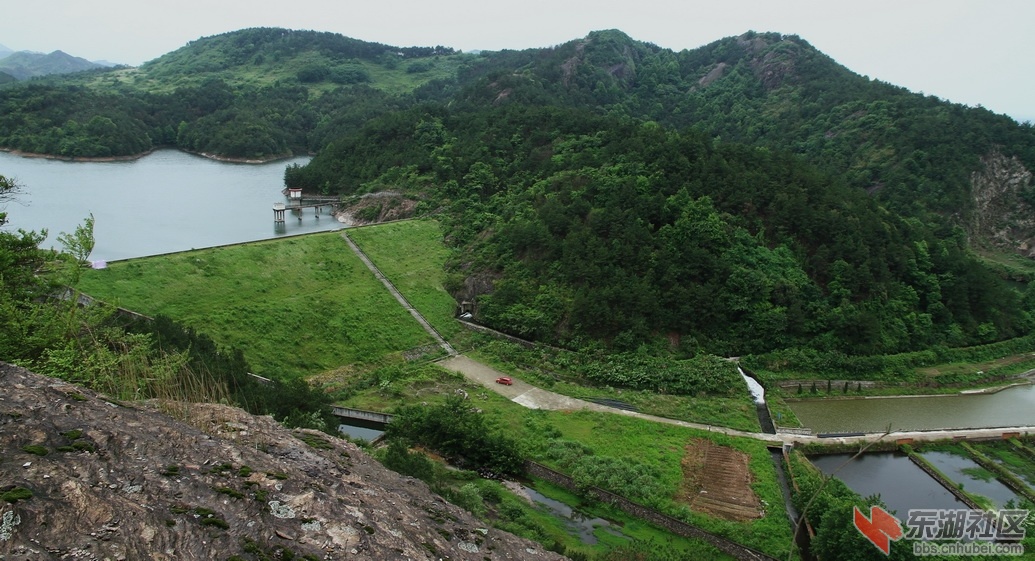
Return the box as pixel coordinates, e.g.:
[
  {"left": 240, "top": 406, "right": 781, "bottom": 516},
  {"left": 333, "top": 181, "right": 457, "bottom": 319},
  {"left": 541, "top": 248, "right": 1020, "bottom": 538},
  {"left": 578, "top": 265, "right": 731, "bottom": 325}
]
[
  {"left": 346, "top": 220, "right": 461, "bottom": 339},
  {"left": 78, "top": 232, "right": 436, "bottom": 378}
]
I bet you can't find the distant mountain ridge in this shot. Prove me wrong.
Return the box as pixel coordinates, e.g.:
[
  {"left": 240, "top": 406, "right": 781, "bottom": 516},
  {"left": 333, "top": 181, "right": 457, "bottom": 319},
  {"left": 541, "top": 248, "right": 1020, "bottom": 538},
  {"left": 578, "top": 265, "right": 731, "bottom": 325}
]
[
  {"left": 0, "top": 49, "right": 104, "bottom": 79},
  {"left": 1, "top": 27, "right": 1032, "bottom": 250}
]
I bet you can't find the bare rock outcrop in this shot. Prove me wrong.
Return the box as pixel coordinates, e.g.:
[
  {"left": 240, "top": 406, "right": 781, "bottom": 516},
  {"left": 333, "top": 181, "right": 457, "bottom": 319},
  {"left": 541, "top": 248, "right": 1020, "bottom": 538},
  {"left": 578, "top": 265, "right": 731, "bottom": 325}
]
[
  {"left": 970, "top": 147, "right": 1035, "bottom": 256},
  {"left": 0, "top": 362, "right": 566, "bottom": 561}
]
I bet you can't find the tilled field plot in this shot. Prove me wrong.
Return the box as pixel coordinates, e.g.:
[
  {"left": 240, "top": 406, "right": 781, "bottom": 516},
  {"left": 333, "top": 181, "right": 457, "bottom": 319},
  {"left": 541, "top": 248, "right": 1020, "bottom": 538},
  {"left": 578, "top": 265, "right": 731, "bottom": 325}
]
[{"left": 679, "top": 438, "right": 762, "bottom": 521}]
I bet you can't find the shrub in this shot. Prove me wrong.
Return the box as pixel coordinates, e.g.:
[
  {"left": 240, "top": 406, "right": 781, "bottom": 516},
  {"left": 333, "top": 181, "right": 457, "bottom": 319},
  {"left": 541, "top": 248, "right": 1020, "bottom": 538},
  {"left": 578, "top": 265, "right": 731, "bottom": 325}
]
[
  {"left": 380, "top": 440, "right": 435, "bottom": 483},
  {"left": 200, "top": 516, "right": 229, "bottom": 529},
  {"left": 385, "top": 396, "right": 524, "bottom": 476},
  {"left": 160, "top": 464, "right": 180, "bottom": 476},
  {"left": 453, "top": 483, "right": 485, "bottom": 517}
]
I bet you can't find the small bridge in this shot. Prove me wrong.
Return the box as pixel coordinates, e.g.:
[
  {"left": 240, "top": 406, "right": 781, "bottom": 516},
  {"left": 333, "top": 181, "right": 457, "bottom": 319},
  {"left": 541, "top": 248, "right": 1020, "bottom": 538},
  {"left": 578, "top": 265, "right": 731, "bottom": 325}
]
[{"left": 331, "top": 406, "right": 394, "bottom": 425}]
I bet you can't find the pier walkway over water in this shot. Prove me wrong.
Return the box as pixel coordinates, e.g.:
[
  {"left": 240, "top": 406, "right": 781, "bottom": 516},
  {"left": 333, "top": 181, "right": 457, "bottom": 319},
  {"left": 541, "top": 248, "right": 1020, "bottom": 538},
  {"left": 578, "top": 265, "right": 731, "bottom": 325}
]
[{"left": 273, "top": 195, "right": 339, "bottom": 222}]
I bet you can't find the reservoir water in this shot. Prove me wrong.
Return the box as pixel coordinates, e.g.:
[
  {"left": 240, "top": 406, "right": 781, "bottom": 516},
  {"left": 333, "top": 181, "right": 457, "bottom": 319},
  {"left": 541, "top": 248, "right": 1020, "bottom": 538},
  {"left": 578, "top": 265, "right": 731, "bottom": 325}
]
[
  {"left": 918, "top": 450, "right": 1018, "bottom": 508},
  {"left": 810, "top": 453, "right": 967, "bottom": 516},
  {"left": 789, "top": 384, "right": 1035, "bottom": 433},
  {"left": 0, "top": 149, "right": 341, "bottom": 261}
]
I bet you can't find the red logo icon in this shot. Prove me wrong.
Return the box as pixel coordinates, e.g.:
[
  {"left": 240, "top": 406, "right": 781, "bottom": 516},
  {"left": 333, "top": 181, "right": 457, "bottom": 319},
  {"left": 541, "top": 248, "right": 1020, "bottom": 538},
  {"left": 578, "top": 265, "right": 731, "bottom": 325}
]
[{"left": 854, "top": 505, "right": 904, "bottom": 555}]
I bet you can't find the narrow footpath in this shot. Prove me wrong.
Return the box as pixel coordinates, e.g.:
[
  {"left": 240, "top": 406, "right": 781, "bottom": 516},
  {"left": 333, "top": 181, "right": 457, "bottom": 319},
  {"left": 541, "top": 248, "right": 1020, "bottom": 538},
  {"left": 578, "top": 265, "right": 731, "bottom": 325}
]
[{"left": 341, "top": 231, "right": 457, "bottom": 357}]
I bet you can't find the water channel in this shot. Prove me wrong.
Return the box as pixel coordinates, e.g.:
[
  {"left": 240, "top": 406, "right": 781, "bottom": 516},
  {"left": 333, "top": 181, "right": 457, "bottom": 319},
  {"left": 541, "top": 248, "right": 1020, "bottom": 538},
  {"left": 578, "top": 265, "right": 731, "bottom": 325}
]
[
  {"left": 0, "top": 149, "right": 340, "bottom": 261},
  {"left": 522, "top": 486, "right": 624, "bottom": 545},
  {"left": 337, "top": 422, "right": 385, "bottom": 443}
]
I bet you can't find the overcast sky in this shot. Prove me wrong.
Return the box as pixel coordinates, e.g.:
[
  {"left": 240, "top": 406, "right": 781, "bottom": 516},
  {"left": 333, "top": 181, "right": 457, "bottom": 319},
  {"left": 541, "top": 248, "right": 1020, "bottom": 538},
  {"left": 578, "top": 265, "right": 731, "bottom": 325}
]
[{"left": 3, "top": 0, "right": 1033, "bottom": 122}]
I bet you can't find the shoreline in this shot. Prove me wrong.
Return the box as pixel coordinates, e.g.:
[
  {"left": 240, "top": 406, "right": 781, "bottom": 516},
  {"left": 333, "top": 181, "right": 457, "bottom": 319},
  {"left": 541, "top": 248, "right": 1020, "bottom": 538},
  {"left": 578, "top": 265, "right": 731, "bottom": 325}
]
[
  {"left": 0, "top": 146, "right": 303, "bottom": 165},
  {"left": 784, "top": 378, "right": 1034, "bottom": 402}
]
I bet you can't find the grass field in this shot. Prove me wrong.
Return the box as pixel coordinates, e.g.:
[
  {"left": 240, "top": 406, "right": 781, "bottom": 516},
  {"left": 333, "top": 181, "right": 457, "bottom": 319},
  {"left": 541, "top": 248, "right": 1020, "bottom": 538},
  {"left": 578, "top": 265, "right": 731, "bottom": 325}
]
[
  {"left": 78, "top": 232, "right": 436, "bottom": 378},
  {"left": 347, "top": 219, "right": 462, "bottom": 339}
]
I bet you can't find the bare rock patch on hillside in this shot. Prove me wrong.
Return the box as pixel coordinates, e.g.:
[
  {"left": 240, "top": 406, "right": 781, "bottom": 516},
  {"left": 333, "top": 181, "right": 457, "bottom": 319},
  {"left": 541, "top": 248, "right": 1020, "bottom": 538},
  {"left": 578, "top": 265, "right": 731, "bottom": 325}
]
[{"left": 0, "top": 362, "right": 566, "bottom": 561}]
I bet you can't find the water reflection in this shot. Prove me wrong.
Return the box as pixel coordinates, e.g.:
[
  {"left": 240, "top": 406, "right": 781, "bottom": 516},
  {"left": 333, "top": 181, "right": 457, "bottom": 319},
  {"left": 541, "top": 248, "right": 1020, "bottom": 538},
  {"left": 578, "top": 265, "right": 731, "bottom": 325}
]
[
  {"left": 337, "top": 423, "right": 384, "bottom": 443},
  {"left": 920, "top": 451, "right": 1018, "bottom": 508}
]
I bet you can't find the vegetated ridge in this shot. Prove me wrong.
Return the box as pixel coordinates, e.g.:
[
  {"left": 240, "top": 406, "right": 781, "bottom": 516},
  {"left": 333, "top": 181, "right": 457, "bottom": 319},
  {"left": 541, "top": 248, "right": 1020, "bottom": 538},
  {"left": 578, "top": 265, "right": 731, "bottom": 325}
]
[
  {"left": 0, "top": 361, "right": 567, "bottom": 561},
  {"left": 4, "top": 27, "right": 1035, "bottom": 359}
]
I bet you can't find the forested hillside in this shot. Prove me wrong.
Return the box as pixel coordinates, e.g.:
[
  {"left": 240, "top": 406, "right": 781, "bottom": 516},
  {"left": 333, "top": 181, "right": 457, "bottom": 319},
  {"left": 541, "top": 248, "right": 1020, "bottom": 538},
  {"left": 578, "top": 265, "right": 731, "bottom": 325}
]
[
  {"left": 4, "top": 27, "right": 1035, "bottom": 357},
  {"left": 0, "top": 28, "right": 464, "bottom": 159},
  {"left": 291, "top": 102, "right": 1032, "bottom": 355}
]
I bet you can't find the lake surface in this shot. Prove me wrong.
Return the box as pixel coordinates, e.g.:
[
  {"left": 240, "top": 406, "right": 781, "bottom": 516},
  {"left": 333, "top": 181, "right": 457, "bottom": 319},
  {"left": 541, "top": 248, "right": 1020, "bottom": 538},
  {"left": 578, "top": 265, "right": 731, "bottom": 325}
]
[
  {"left": 789, "top": 385, "right": 1035, "bottom": 433},
  {"left": 0, "top": 149, "right": 341, "bottom": 261}
]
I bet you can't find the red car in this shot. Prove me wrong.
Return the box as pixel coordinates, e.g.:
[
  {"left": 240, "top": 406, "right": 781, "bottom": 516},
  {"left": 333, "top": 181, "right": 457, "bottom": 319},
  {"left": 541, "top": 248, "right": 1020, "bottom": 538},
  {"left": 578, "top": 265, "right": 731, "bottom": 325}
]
[{"left": 495, "top": 376, "right": 513, "bottom": 386}]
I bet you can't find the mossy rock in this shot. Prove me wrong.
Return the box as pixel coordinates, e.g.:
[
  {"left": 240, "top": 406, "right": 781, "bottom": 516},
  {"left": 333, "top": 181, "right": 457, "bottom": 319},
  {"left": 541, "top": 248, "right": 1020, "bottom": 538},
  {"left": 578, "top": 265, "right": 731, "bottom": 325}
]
[
  {"left": 21, "top": 444, "right": 48, "bottom": 456},
  {"left": 2, "top": 487, "right": 33, "bottom": 503}
]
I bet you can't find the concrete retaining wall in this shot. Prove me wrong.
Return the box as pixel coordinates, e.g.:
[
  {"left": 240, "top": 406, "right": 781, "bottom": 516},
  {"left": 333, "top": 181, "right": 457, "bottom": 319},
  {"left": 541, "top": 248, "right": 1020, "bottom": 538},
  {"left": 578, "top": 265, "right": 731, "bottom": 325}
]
[
  {"left": 331, "top": 407, "right": 394, "bottom": 424},
  {"left": 457, "top": 319, "right": 538, "bottom": 348}
]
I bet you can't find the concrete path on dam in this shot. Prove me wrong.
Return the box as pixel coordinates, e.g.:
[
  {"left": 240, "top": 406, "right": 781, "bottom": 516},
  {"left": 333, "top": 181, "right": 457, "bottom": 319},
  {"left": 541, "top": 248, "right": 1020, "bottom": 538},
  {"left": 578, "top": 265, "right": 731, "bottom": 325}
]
[
  {"left": 438, "top": 355, "right": 780, "bottom": 443},
  {"left": 341, "top": 231, "right": 457, "bottom": 357}
]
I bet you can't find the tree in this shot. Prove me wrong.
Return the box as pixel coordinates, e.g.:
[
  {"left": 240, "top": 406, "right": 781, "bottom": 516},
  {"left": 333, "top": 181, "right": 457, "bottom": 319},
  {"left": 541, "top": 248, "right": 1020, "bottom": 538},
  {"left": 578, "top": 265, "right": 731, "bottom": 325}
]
[
  {"left": 56, "top": 213, "right": 95, "bottom": 286},
  {"left": 0, "top": 174, "right": 22, "bottom": 225},
  {"left": 0, "top": 175, "right": 55, "bottom": 359},
  {"left": 385, "top": 396, "right": 524, "bottom": 476}
]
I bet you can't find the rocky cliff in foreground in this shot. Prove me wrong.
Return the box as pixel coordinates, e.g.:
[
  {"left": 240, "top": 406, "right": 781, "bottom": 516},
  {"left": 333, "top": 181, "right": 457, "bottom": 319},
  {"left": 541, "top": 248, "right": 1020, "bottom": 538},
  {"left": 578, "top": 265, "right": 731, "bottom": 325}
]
[{"left": 0, "top": 362, "right": 566, "bottom": 561}]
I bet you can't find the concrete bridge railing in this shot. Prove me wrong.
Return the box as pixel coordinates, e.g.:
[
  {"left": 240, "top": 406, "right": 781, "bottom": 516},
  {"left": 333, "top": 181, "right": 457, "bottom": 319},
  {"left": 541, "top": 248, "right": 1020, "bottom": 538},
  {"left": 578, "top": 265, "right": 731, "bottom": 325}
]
[{"left": 331, "top": 407, "right": 394, "bottom": 425}]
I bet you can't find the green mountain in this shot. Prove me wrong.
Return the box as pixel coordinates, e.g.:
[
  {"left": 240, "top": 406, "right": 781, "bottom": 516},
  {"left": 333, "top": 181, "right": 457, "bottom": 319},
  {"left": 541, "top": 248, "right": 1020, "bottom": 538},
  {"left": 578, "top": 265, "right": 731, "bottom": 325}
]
[
  {"left": 2, "top": 27, "right": 1034, "bottom": 357},
  {"left": 136, "top": 27, "right": 462, "bottom": 93},
  {"left": 0, "top": 49, "right": 104, "bottom": 79}
]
